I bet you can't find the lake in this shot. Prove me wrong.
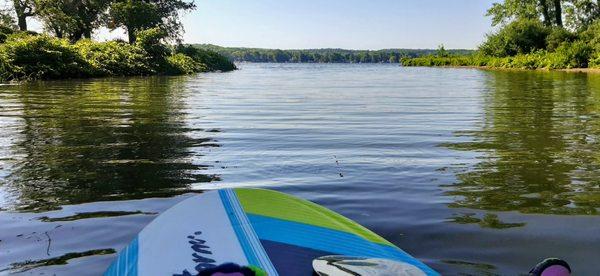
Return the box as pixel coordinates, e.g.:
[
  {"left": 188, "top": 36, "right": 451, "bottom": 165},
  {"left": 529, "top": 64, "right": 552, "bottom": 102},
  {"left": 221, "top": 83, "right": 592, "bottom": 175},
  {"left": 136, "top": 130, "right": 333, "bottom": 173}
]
[{"left": 0, "top": 63, "right": 599, "bottom": 275}]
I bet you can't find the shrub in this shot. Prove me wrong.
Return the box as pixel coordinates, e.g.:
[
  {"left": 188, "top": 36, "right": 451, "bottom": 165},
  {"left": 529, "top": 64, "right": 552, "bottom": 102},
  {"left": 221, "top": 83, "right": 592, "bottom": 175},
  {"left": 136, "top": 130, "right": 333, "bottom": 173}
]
[
  {"left": 0, "top": 30, "right": 235, "bottom": 82},
  {"left": 546, "top": 27, "right": 577, "bottom": 52},
  {"left": 0, "top": 25, "right": 15, "bottom": 43},
  {"left": 579, "top": 21, "right": 600, "bottom": 68},
  {"left": 480, "top": 19, "right": 550, "bottom": 57},
  {"left": 579, "top": 21, "right": 600, "bottom": 49},
  {"left": 164, "top": 53, "right": 206, "bottom": 74},
  {"left": 590, "top": 54, "right": 600, "bottom": 68},
  {"left": 554, "top": 41, "right": 593, "bottom": 68},
  {"left": 75, "top": 39, "right": 153, "bottom": 76},
  {"left": 175, "top": 45, "right": 236, "bottom": 72},
  {"left": 135, "top": 27, "right": 171, "bottom": 63},
  {"left": 0, "top": 33, "right": 90, "bottom": 81}
]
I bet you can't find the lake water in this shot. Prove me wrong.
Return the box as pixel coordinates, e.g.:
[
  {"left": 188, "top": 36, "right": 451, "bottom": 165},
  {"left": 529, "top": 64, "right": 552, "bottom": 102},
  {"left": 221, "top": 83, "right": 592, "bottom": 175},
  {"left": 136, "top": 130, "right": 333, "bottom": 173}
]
[{"left": 1, "top": 63, "right": 599, "bottom": 275}]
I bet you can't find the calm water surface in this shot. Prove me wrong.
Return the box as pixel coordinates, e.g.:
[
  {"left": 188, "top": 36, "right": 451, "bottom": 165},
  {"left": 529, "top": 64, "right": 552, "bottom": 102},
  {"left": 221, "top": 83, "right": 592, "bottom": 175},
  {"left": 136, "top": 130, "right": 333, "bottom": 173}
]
[{"left": 1, "top": 63, "right": 599, "bottom": 275}]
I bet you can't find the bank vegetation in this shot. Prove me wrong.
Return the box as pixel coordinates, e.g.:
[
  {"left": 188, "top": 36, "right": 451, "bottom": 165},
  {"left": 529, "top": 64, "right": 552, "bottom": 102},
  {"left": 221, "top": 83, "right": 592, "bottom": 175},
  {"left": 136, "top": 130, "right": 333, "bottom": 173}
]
[
  {"left": 402, "top": 0, "right": 600, "bottom": 70},
  {"left": 0, "top": 0, "right": 235, "bottom": 81}
]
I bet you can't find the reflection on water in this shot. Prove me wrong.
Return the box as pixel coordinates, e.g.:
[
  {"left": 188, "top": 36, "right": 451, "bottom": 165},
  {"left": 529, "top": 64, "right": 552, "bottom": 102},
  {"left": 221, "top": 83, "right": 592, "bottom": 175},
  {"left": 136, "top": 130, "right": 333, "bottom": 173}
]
[
  {"left": 5, "top": 248, "right": 116, "bottom": 273},
  {"left": 448, "top": 213, "right": 526, "bottom": 229},
  {"left": 38, "top": 211, "right": 157, "bottom": 222},
  {"left": 444, "top": 71, "right": 600, "bottom": 215},
  {"left": 0, "top": 65, "right": 599, "bottom": 275},
  {"left": 0, "top": 77, "right": 218, "bottom": 211}
]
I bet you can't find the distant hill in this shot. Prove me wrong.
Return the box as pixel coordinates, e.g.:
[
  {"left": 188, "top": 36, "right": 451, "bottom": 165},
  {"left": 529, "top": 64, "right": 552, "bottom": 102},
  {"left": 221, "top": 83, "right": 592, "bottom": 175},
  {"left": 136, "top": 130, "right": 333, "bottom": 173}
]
[{"left": 192, "top": 44, "right": 475, "bottom": 63}]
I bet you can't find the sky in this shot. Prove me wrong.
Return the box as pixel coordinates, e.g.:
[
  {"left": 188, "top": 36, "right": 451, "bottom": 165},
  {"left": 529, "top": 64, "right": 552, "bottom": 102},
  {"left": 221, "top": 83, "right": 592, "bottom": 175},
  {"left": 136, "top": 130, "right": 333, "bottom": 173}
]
[
  {"left": 28, "top": 0, "right": 499, "bottom": 50},
  {"left": 181, "top": 0, "right": 498, "bottom": 50}
]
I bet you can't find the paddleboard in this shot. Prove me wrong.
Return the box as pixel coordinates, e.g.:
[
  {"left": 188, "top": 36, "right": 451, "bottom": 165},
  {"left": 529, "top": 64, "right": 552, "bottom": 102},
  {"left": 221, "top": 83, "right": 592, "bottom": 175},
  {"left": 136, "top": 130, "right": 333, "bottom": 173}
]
[{"left": 104, "top": 188, "right": 438, "bottom": 275}]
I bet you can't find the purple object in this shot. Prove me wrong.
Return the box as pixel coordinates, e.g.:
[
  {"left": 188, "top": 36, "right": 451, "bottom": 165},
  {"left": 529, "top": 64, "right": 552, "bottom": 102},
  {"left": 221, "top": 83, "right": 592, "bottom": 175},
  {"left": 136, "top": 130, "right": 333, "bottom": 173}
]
[
  {"left": 530, "top": 258, "right": 571, "bottom": 276},
  {"left": 540, "top": 265, "right": 571, "bottom": 276}
]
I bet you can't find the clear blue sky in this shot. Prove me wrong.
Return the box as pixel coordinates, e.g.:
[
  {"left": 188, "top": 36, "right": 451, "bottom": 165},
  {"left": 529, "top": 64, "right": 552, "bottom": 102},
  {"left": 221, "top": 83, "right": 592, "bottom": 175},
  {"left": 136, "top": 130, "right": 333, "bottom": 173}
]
[
  {"left": 180, "top": 0, "right": 498, "bottom": 50},
  {"left": 24, "top": 0, "right": 498, "bottom": 50}
]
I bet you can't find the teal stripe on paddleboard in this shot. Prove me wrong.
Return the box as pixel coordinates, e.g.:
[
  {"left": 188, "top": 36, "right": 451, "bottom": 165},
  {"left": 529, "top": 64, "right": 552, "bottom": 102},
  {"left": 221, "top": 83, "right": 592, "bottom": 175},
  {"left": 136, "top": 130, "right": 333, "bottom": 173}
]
[
  {"left": 104, "top": 236, "right": 139, "bottom": 276},
  {"left": 219, "top": 190, "right": 257, "bottom": 266},
  {"left": 226, "top": 189, "right": 278, "bottom": 276},
  {"left": 248, "top": 214, "right": 439, "bottom": 276},
  {"left": 219, "top": 189, "right": 278, "bottom": 275}
]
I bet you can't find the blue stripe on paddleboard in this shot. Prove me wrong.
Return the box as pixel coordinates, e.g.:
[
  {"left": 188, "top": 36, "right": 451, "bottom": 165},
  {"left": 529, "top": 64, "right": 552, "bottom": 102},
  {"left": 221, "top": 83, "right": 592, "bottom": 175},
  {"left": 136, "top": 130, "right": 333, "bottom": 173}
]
[
  {"left": 247, "top": 214, "right": 439, "bottom": 276},
  {"left": 104, "top": 236, "right": 139, "bottom": 276},
  {"left": 219, "top": 190, "right": 257, "bottom": 265},
  {"left": 219, "top": 189, "right": 278, "bottom": 276}
]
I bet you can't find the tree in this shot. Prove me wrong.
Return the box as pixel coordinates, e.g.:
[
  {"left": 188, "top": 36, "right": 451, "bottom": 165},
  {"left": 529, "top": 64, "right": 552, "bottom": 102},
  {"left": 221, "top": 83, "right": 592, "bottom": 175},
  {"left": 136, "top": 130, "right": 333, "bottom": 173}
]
[
  {"left": 0, "top": 8, "right": 17, "bottom": 30},
  {"left": 553, "top": 0, "right": 564, "bottom": 26},
  {"left": 540, "top": 0, "right": 552, "bottom": 26},
  {"left": 107, "top": 0, "right": 195, "bottom": 44},
  {"left": 487, "top": 0, "right": 565, "bottom": 27},
  {"left": 11, "top": 0, "right": 35, "bottom": 31},
  {"left": 479, "top": 19, "right": 550, "bottom": 57},
  {"left": 486, "top": 0, "right": 539, "bottom": 26},
  {"left": 436, "top": 44, "right": 449, "bottom": 57},
  {"left": 564, "top": 0, "right": 600, "bottom": 30},
  {"left": 36, "top": 0, "right": 111, "bottom": 41}
]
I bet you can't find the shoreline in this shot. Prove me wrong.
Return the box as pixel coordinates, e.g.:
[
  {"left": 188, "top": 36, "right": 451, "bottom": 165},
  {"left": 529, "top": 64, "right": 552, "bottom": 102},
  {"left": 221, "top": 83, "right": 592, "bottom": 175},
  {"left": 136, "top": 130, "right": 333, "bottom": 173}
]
[{"left": 405, "top": 65, "right": 600, "bottom": 73}]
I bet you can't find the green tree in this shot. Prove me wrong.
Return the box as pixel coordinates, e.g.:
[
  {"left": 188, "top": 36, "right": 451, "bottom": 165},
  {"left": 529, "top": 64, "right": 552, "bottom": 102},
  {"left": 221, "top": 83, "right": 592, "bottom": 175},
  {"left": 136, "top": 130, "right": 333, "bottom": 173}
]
[
  {"left": 36, "top": 0, "right": 111, "bottom": 41},
  {"left": 564, "top": 0, "right": 600, "bottom": 30},
  {"left": 486, "top": 0, "right": 539, "bottom": 26},
  {"left": 107, "top": 0, "right": 195, "bottom": 44},
  {"left": 480, "top": 19, "right": 550, "bottom": 57},
  {"left": 11, "top": 0, "right": 35, "bottom": 31},
  {"left": 540, "top": 0, "right": 552, "bottom": 25},
  {"left": 436, "top": 44, "right": 449, "bottom": 57},
  {"left": 487, "top": 0, "right": 564, "bottom": 27},
  {"left": 553, "top": 0, "right": 563, "bottom": 26},
  {"left": 0, "top": 8, "right": 17, "bottom": 30}
]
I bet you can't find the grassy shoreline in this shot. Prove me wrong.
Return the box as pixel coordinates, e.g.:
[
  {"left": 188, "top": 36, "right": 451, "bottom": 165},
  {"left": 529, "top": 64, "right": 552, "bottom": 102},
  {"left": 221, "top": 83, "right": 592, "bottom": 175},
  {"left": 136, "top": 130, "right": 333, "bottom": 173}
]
[
  {"left": 401, "top": 64, "right": 600, "bottom": 73},
  {"left": 0, "top": 30, "right": 236, "bottom": 83},
  {"left": 400, "top": 50, "right": 599, "bottom": 71},
  {"left": 400, "top": 18, "right": 600, "bottom": 72}
]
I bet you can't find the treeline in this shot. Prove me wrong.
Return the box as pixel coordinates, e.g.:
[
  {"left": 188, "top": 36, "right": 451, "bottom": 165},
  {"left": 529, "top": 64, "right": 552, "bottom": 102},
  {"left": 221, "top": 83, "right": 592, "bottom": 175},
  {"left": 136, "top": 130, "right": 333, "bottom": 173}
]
[
  {"left": 402, "top": 0, "right": 600, "bottom": 70},
  {"left": 194, "top": 44, "right": 474, "bottom": 63},
  {"left": 0, "top": 0, "right": 235, "bottom": 81},
  {"left": 6, "top": 0, "right": 194, "bottom": 44}
]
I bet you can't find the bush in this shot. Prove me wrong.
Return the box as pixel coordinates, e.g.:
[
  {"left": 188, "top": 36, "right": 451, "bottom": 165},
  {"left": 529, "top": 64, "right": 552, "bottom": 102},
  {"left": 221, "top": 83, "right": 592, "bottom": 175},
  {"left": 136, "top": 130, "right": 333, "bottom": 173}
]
[
  {"left": 135, "top": 27, "right": 171, "bottom": 63},
  {"left": 175, "top": 45, "right": 236, "bottom": 72},
  {"left": 546, "top": 27, "right": 577, "bottom": 52},
  {"left": 75, "top": 39, "right": 154, "bottom": 76},
  {"left": 134, "top": 28, "right": 211, "bottom": 74},
  {"left": 554, "top": 41, "right": 593, "bottom": 68},
  {"left": 0, "top": 25, "right": 15, "bottom": 43},
  {"left": 579, "top": 21, "right": 600, "bottom": 67},
  {"left": 480, "top": 19, "right": 550, "bottom": 57},
  {"left": 0, "top": 31, "right": 235, "bottom": 81},
  {"left": 402, "top": 46, "right": 595, "bottom": 70},
  {"left": 165, "top": 53, "right": 206, "bottom": 74},
  {"left": 0, "top": 34, "right": 90, "bottom": 81},
  {"left": 579, "top": 21, "right": 600, "bottom": 49},
  {"left": 590, "top": 54, "right": 600, "bottom": 68}
]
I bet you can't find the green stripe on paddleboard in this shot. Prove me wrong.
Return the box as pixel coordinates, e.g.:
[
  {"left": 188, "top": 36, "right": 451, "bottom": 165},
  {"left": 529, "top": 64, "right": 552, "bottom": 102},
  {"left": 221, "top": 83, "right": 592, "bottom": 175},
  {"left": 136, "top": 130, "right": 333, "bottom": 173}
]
[{"left": 235, "top": 188, "right": 393, "bottom": 246}]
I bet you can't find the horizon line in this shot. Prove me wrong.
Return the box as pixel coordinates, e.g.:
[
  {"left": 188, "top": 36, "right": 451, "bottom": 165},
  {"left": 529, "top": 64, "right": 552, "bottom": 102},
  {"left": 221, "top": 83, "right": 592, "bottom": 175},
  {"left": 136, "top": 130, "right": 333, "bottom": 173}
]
[{"left": 190, "top": 43, "right": 477, "bottom": 52}]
